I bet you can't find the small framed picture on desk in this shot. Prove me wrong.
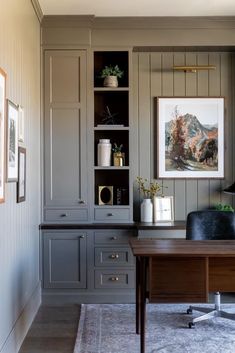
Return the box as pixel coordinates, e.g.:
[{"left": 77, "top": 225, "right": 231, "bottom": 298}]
[{"left": 153, "top": 196, "right": 174, "bottom": 222}]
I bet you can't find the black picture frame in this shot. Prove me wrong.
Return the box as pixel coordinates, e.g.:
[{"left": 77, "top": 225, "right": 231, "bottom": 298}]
[{"left": 17, "top": 147, "right": 26, "bottom": 203}]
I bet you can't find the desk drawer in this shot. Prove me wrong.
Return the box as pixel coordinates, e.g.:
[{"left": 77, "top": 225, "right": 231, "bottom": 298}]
[
  {"left": 94, "top": 208, "right": 130, "bottom": 222},
  {"left": 95, "top": 248, "right": 134, "bottom": 266},
  {"left": 44, "top": 208, "right": 88, "bottom": 222},
  {"left": 94, "top": 230, "right": 133, "bottom": 245},
  {"left": 95, "top": 269, "right": 134, "bottom": 289}
]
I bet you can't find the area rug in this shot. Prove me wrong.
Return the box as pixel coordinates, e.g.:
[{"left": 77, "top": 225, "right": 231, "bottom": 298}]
[{"left": 73, "top": 304, "right": 235, "bottom": 353}]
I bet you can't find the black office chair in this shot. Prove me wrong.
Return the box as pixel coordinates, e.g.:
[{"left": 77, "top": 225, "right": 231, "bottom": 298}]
[{"left": 186, "top": 210, "right": 235, "bottom": 328}]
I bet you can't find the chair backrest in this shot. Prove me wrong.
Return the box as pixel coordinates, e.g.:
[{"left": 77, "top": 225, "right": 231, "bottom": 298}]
[{"left": 186, "top": 210, "right": 235, "bottom": 240}]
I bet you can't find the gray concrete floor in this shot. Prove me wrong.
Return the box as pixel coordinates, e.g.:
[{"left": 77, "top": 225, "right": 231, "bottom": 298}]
[{"left": 19, "top": 305, "right": 81, "bottom": 353}]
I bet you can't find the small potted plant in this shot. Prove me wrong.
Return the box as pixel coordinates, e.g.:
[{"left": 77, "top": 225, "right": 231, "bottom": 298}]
[
  {"left": 100, "top": 65, "right": 124, "bottom": 88},
  {"left": 112, "top": 143, "right": 125, "bottom": 166}
]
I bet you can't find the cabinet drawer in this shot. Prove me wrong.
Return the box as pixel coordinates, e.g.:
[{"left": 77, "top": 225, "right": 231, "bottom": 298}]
[
  {"left": 94, "top": 208, "right": 130, "bottom": 221},
  {"left": 94, "top": 230, "right": 133, "bottom": 245},
  {"left": 95, "top": 247, "right": 134, "bottom": 266},
  {"left": 95, "top": 269, "right": 134, "bottom": 289},
  {"left": 44, "top": 208, "right": 88, "bottom": 222}
]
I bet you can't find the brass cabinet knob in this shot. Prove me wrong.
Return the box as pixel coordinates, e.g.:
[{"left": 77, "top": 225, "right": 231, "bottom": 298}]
[
  {"left": 110, "top": 236, "right": 117, "bottom": 240},
  {"left": 60, "top": 213, "right": 68, "bottom": 217},
  {"left": 110, "top": 254, "right": 119, "bottom": 259},
  {"left": 110, "top": 277, "right": 119, "bottom": 282},
  {"left": 79, "top": 235, "right": 85, "bottom": 239},
  {"left": 78, "top": 200, "right": 85, "bottom": 204}
]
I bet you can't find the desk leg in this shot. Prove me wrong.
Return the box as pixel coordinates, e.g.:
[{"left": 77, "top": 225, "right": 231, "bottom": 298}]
[
  {"left": 140, "top": 257, "right": 147, "bottom": 353},
  {"left": 136, "top": 256, "right": 141, "bottom": 334}
]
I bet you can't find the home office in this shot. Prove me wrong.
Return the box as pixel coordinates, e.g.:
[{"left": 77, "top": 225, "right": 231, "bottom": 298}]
[{"left": 1, "top": 1, "right": 235, "bottom": 353}]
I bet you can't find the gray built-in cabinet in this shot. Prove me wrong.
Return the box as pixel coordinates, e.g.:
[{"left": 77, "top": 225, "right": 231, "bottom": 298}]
[
  {"left": 44, "top": 50, "right": 88, "bottom": 222},
  {"left": 42, "top": 228, "right": 135, "bottom": 303}
]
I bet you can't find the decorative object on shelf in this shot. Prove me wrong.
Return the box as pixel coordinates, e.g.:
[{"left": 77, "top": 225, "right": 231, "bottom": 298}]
[
  {"left": 98, "top": 186, "right": 113, "bottom": 205},
  {"left": 136, "top": 177, "right": 161, "bottom": 223},
  {"left": 18, "top": 105, "right": 24, "bottom": 142},
  {"left": 156, "top": 97, "right": 224, "bottom": 178},
  {"left": 6, "top": 100, "right": 19, "bottom": 182},
  {"left": 116, "top": 187, "right": 128, "bottom": 205},
  {"left": 153, "top": 196, "right": 174, "bottom": 222},
  {"left": 0, "top": 67, "right": 6, "bottom": 203},
  {"left": 112, "top": 143, "right": 125, "bottom": 166},
  {"left": 97, "top": 139, "right": 111, "bottom": 166},
  {"left": 17, "top": 147, "right": 26, "bottom": 203},
  {"left": 215, "top": 203, "right": 234, "bottom": 212},
  {"left": 140, "top": 198, "right": 153, "bottom": 223},
  {"left": 99, "top": 106, "right": 120, "bottom": 125},
  {"left": 100, "top": 65, "right": 124, "bottom": 88}
]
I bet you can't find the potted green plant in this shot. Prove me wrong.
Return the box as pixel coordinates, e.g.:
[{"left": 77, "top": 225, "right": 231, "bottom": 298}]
[
  {"left": 112, "top": 143, "right": 125, "bottom": 166},
  {"left": 100, "top": 65, "right": 124, "bottom": 88}
]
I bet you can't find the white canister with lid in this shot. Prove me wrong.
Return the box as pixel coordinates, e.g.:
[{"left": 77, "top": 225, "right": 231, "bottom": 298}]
[{"left": 97, "top": 139, "right": 111, "bottom": 166}]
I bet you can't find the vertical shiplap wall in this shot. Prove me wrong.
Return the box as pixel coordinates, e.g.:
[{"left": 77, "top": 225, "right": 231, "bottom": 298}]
[
  {"left": 134, "top": 52, "right": 234, "bottom": 220},
  {"left": 0, "top": 0, "right": 40, "bottom": 351}
]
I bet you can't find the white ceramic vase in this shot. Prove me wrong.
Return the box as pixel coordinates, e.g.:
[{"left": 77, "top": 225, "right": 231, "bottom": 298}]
[
  {"left": 97, "top": 139, "right": 111, "bottom": 166},
  {"left": 140, "top": 198, "right": 153, "bottom": 223}
]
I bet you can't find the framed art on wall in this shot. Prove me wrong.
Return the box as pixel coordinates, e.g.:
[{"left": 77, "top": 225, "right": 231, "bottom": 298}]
[
  {"left": 0, "top": 68, "right": 6, "bottom": 202},
  {"left": 17, "top": 147, "right": 26, "bottom": 203},
  {"left": 7, "top": 100, "right": 19, "bottom": 182},
  {"left": 18, "top": 105, "right": 24, "bottom": 143},
  {"left": 156, "top": 97, "right": 224, "bottom": 179}
]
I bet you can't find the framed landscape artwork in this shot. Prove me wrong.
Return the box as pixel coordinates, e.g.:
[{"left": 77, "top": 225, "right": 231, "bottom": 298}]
[
  {"left": 156, "top": 97, "right": 224, "bottom": 178},
  {"left": 17, "top": 147, "right": 26, "bottom": 203},
  {"left": 7, "top": 100, "right": 19, "bottom": 182},
  {"left": 0, "top": 68, "right": 6, "bottom": 202}
]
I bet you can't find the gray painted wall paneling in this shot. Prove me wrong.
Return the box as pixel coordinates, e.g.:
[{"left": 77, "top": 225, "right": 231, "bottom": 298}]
[
  {"left": 134, "top": 51, "right": 234, "bottom": 220},
  {"left": 0, "top": 0, "right": 41, "bottom": 351}
]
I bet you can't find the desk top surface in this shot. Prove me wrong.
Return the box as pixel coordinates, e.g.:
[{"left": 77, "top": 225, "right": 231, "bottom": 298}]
[{"left": 130, "top": 239, "right": 235, "bottom": 257}]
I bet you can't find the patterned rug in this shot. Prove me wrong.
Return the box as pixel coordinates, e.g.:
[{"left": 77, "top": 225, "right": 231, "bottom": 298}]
[{"left": 73, "top": 304, "right": 235, "bottom": 353}]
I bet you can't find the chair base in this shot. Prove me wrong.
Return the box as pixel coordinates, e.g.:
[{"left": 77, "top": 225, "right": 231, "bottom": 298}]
[{"left": 187, "top": 292, "right": 235, "bottom": 328}]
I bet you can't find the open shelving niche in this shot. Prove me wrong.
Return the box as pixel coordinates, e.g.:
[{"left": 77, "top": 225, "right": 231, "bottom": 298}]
[{"left": 93, "top": 50, "right": 132, "bottom": 216}]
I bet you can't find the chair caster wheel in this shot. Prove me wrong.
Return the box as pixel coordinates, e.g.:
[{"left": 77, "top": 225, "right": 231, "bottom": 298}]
[
  {"left": 187, "top": 309, "right": 192, "bottom": 315},
  {"left": 189, "top": 322, "right": 195, "bottom": 329}
]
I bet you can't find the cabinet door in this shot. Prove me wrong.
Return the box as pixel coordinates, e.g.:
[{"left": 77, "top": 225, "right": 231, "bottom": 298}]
[
  {"left": 43, "top": 231, "right": 87, "bottom": 288},
  {"left": 44, "top": 50, "right": 87, "bottom": 207}
]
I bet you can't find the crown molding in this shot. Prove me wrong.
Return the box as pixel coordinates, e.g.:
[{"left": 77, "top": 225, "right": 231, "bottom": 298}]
[
  {"left": 41, "top": 15, "right": 95, "bottom": 27},
  {"left": 41, "top": 15, "right": 235, "bottom": 29},
  {"left": 31, "top": 0, "right": 43, "bottom": 22}
]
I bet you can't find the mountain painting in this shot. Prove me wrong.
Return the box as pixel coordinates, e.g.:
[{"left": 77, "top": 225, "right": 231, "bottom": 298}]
[{"left": 157, "top": 98, "right": 224, "bottom": 178}]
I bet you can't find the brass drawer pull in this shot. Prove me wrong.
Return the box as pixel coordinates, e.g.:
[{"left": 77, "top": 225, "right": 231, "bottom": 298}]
[
  {"left": 110, "top": 254, "right": 119, "bottom": 259},
  {"left": 110, "top": 277, "right": 119, "bottom": 282},
  {"left": 107, "top": 213, "right": 114, "bottom": 217},
  {"left": 60, "top": 213, "right": 68, "bottom": 217},
  {"left": 78, "top": 200, "right": 85, "bottom": 204},
  {"left": 110, "top": 236, "right": 117, "bottom": 240},
  {"left": 79, "top": 235, "right": 85, "bottom": 239}
]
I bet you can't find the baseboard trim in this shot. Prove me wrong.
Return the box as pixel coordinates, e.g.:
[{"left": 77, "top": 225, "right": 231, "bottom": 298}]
[
  {"left": 42, "top": 292, "right": 135, "bottom": 305},
  {"left": 0, "top": 282, "right": 41, "bottom": 353}
]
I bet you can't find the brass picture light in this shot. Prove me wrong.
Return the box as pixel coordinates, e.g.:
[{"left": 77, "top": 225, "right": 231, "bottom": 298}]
[{"left": 173, "top": 65, "right": 216, "bottom": 73}]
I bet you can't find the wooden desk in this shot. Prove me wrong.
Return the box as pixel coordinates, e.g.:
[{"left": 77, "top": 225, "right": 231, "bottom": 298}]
[{"left": 130, "top": 239, "right": 235, "bottom": 353}]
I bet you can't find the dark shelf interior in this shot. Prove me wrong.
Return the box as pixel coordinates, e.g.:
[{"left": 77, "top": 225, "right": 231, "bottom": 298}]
[
  {"left": 94, "top": 51, "right": 129, "bottom": 87},
  {"left": 94, "top": 90, "right": 129, "bottom": 127},
  {"left": 95, "top": 170, "right": 129, "bottom": 206},
  {"left": 94, "top": 130, "right": 129, "bottom": 166}
]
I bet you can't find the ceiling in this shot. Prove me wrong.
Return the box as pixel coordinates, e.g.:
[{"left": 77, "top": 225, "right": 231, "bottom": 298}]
[{"left": 38, "top": 0, "right": 235, "bottom": 17}]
